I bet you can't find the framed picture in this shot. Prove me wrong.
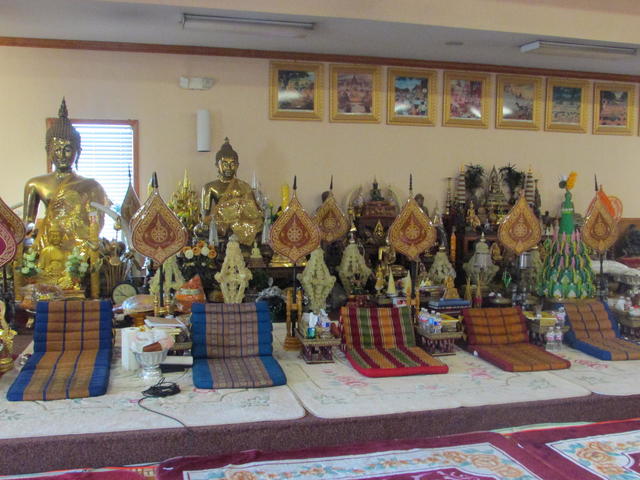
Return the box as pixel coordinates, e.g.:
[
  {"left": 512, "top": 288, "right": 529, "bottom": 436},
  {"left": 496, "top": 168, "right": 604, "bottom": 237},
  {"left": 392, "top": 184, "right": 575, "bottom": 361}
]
[
  {"left": 269, "top": 62, "right": 323, "bottom": 121},
  {"left": 330, "top": 64, "right": 381, "bottom": 123},
  {"left": 545, "top": 78, "right": 590, "bottom": 133},
  {"left": 443, "top": 72, "right": 490, "bottom": 128},
  {"left": 386, "top": 68, "right": 437, "bottom": 126},
  {"left": 495, "top": 75, "right": 542, "bottom": 130},
  {"left": 593, "top": 82, "right": 636, "bottom": 135}
]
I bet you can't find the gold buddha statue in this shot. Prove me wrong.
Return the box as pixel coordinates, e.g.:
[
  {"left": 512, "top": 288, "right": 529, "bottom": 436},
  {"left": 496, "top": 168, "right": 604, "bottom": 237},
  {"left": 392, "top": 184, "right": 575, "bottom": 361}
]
[
  {"left": 37, "top": 225, "right": 67, "bottom": 284},
  {"left": 200, "top": 138, "right": 263, "bottom": 246},
  {"left": 23, "top": 99, "right": 108, "bottom": 284}
]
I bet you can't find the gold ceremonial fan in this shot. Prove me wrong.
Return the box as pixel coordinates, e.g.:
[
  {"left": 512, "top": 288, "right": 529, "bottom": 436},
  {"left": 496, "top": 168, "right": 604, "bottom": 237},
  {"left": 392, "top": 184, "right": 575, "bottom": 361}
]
[
  {"left": 497, "top": 194, "right": 542, "bottom": 255},
  {"left": 313, "top": 177, "right": 350, "bottom": 243}
]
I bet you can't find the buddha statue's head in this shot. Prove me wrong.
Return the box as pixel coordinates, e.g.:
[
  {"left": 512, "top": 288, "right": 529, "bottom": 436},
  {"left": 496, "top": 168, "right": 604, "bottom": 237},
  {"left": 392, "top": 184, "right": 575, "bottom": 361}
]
[
  {"left": 215, "top": 137, "right": 239, "bottom": 182},
  {"left": 45, "top": 98, "right": 81, "bottom": 173},
  {"left": 48, "top": 225, "right": 63, "bottom": 246}
]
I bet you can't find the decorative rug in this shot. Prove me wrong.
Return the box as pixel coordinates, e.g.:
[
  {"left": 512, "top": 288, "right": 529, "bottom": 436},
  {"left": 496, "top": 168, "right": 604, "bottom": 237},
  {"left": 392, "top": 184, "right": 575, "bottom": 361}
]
[
  {"left": 0, "top": 340, "right": 304, "bottom": 439},
  {"left": 512, "top": 419, "right": 640, "bottom": 480},
  {"left": 155, "top": 432, "right": 567, "bottom": 480},
  {"left": 548, "top": 347, "right": 640, "bottom": 396}
]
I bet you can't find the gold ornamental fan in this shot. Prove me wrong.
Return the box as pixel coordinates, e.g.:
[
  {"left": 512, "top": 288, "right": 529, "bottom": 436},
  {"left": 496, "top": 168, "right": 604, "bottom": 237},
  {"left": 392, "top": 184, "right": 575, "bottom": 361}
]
[
  {"left": 497, "top": 195, "right": 542, "bottom": 255},
  {"left": 313, "top": 191, "right": 350, "bottom": 243},
  {"left": 0, "top": 220, "right": 17, "bottom": 268},
  {"left": 130, "top": 178, "right": 188, "bottom": 265},
  {"left": 0, "top": 196, "right": 25, "bottom": 246},
  {"left": 388, "top": 196, "right": 436, "bottom": 262},
  {"left": 582, "top": 191, "right": 619, "bottom": 254},
  {"left": 270, "top": 189, "right": 320, "bottom": 265}
]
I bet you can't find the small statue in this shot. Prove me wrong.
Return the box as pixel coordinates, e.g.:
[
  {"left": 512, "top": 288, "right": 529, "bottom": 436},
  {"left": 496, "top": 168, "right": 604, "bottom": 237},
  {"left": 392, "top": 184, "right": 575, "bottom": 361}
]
[
  {"left": 168, "top": 170, "right": 200, "bottom": 237},
  {"left": 338, "top": 240, "right": 372, "bottom": 295},
  {"left": 23, "top": 99, "right": 109, "bottom": 286},
  {"left": 247, "top": 241, "right": 266, "bottom": 268},
  {"left": 370, "top": 178, "right": 384, "bottom": 201},
  {"left": 0, "top": 301, "right": 17, "bottom": 373},
  {"left": 466, "top": 202, "right": 482, "bottom": 231},
  {"left": 37, "top": 225, "right": 67, "bottom": 284},
  {"left": 298, "top": 248, "right": 336, "bottom": 314},
  {"left": 215, "top": 236, "right": 252, "bottom": 303},
  {"left": 414, "top": 193, "right": 429, "bottom": 217},
  {"left": 200, "top": 138, "right": 263, "bottom": 246}
]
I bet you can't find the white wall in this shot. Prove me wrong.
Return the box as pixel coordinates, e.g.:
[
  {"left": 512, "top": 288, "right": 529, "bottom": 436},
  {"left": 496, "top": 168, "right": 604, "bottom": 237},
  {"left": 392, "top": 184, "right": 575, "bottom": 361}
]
[{"left": 1, "top": 46, "right": 638, "bottom": 221}]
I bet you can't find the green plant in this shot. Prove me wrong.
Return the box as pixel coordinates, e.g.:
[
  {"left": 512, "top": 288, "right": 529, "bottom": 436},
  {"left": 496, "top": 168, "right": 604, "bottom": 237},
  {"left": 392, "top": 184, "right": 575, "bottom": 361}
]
[{"left": 464, "top": 164, "right": 484, "bottom": 191}]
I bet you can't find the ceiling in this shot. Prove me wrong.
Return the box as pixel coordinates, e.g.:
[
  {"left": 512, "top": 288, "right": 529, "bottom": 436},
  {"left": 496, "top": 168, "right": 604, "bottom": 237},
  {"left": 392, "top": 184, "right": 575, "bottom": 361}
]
[{"left": 2, "top": 0, "right": 640, "bottom": 76}]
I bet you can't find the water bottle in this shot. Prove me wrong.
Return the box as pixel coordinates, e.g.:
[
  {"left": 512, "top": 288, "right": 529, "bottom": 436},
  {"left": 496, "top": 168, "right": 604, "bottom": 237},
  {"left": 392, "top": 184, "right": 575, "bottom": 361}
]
[
  {"left": 545, "top": 327, "right": 556, "bottom": 352},
  {"left": 554, "top": 326, "right": 563, "bottom": 351}
]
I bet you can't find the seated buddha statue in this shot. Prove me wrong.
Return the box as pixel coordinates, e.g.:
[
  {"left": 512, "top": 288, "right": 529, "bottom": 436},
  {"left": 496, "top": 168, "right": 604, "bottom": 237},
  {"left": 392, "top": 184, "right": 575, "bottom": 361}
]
[
  {"left": 200, "top": 138, "right": 263, "bottom": 246},
  {"left": 23, "top": 99, "right": 109, "bottom": 285},
  {"left": 37, "top": 225, "right": 67, "bottom": 284}
]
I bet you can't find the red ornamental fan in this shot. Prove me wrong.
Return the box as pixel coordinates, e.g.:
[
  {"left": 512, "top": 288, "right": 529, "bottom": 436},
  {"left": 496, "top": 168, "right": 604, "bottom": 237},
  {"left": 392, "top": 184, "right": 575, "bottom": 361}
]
[
  {"left": 130, "top": 190, "right": 188, "bottom": 265},
  {"left": 388, "top": 197, "right": 436, "bottom": 261},
  {"left": 583, "top": 193, "right": 618, "bottom": 254},
  {"left": 0, "top": 220, "right": 17, "bottom": 268},
  {"left": 270, "top": 195, "right": 320, "bottom": 264},
  {"left": 313, "top": 192, "right": 350, "bottom": 243},
  {"left": 497, "top": 195, "right": 542, "bottom": 255},
  {"left": 0, "top": 196, "right": 25, "bottom": 245}
]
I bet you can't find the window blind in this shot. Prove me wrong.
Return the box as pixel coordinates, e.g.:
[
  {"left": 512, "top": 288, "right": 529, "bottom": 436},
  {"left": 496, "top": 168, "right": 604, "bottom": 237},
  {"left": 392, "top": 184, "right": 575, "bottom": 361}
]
[{"left": 74, "top": 123, "right": 135, "bottom": 240}]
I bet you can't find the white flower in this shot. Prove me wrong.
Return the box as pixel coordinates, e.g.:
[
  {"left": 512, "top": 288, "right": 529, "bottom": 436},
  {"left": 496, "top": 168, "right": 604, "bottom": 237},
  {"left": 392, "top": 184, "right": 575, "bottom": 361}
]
[
  {"left": 184, "top": 249, "right": 194, "bottom": 259},
  {"left": 79, "top": 263, "right": 88, "bottom": 273},
  {"left": 21, "top": 267, "right": 30, "bottom": 274},
  {"left": 201, "top": 246, "right": 209, "bottom": 256},
  {"left": 26, "top": 252, "right": 36, "bottom": 261},
  {"left": 26, "top": 262, "right": 36, "bottom": 268}
]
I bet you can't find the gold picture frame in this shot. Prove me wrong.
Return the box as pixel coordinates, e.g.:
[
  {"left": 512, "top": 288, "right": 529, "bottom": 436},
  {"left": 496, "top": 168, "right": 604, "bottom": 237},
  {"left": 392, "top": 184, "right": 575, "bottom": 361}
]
[
  {"left": 495, "top": 75, "right": 542, "bottom": 130},
  {"left": 593, "top": 82, "right": 636, "bottom": 135},
  {"left": 545, "top": 78, "right": 590, "bottom": 133},
  {"left": 269, "top": 62, "right": 323, "bottom": 121},
  {"left": 386, "top": 68, "right": 437, "bottom": 126},
  {"left": 330, "top": 64, "right": 381, "bottom": 123},
  {"left": 443, "top": 71, "right": 490, "bottom": 128}
]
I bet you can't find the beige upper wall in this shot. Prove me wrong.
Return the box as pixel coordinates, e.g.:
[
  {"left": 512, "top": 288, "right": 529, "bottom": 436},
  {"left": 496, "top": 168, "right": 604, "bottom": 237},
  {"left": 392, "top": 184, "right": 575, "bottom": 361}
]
[
  {"left": 101, "top": 0, "right": 640, "bottom": 44},
  {"left": 1, "top": 46, "right": 638, "bottom": 222}
]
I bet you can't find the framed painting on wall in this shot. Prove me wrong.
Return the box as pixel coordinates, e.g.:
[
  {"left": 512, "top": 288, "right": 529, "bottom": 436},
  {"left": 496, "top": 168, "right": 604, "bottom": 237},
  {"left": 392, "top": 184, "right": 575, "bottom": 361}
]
[
  {"left": 443, "top": 71, "right": 490, "bottom": 128},
  {"left": 593, "top": 82, "right": 636, "bottom": 135},
  {"left": 495, "top": 75, "right": 542, "bottom": 130},
  {"left": 269, "top": 62, "right": 323, "bottom": 121},
  {"left": 545, "top": 78, "right": 589, "bottom": 133},
  {"left": 330, "top": 64, "right": 381, "bottom": 123},
  {"left": 386, "top": 68, "right": 437, "bottom": 126}
]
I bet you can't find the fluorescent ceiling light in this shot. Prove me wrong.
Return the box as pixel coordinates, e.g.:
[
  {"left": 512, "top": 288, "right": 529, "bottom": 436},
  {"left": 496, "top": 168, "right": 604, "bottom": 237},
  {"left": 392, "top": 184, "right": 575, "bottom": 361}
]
[
  {"left": 520, "top": 40, "right": 636, "bottom": 59},
  {"left": 182, "top": 13, "right": 314, "bottom": 38}
]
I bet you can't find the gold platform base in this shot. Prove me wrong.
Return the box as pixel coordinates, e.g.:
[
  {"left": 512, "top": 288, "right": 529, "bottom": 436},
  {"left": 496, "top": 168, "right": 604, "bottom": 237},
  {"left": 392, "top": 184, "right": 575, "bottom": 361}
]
[
  {"left": 0, "top": 357, "right": 14, "bottom": 373},
  {"left": 283, "top": 334, "right": 302, "bottom": 351}
]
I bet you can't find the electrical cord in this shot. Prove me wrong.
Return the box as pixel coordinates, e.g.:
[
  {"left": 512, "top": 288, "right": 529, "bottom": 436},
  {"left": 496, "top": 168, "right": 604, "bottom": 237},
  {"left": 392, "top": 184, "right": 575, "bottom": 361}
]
[{"left": 137, "top": 377, "right": 191, "bottom": 431}]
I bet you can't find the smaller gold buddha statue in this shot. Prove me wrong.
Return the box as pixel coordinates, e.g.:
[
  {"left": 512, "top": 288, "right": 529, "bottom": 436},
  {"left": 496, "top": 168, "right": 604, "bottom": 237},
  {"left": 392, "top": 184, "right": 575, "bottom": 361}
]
[
  {"left": 200, "top": 138, "right": 263, "bottom": 246},
  {"left": 37, "top": 225, "right": 67, "bottom": 284}
]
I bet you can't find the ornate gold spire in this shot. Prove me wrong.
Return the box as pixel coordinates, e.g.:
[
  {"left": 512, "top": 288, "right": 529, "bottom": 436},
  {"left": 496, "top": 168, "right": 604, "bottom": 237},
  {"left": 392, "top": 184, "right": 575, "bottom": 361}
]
[{"left": 45, "top": 97, "right": 81, "bottom": 152}]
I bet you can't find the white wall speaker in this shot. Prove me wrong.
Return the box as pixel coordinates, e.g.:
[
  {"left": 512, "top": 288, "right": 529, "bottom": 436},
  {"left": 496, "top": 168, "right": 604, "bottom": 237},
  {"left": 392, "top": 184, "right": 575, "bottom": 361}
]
[{"left": 196, "top": 109, "right": 211, "bottom": 152}]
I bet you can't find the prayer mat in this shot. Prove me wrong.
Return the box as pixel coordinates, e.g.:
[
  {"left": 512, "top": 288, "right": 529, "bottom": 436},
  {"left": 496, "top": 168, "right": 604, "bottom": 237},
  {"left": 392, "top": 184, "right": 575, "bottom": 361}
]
[
  {"left": 463, "top": 307, "right": 570, "bottom": 372},
  {"left": 340, "top": 306, "right": 448, "bottom": 377},
  {"left": 512, "top": 419, "right": 640, "bottom": 480},
  {"left": 564, "top": 300, "right": 640, "bottom": 360},
  {"left": 191, "top": 302, "right": 286, "bottom": 389},
  {"left": 156, "top": 432, "right": 567, "bottom": 480},
  {"left": 7, "top": 300, "right": 113, "bottom": 401}
]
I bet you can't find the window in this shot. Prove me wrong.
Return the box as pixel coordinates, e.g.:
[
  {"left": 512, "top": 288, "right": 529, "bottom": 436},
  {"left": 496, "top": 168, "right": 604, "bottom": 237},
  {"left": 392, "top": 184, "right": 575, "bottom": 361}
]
[{"left": 47, "top": 119, "right": 139, "bottom": 240}]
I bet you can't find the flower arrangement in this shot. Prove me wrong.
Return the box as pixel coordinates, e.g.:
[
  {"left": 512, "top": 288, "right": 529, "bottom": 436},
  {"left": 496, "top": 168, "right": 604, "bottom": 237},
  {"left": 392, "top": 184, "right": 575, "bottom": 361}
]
[
  {"left": 177, "top": 241, "right": 218, "bottom": 286},
  {"left": 19, "top": 249, "right": 39, "bottom": 278},
  {"left": 65, "top": 247, "right": 89, "bottom": 280}
]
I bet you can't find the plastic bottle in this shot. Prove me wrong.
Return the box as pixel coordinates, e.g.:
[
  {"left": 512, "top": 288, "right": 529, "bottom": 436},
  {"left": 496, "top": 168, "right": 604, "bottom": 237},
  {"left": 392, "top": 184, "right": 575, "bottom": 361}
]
[
  {"left": 545, "top": 327, "right": 556, "bottom": 352},
  {"left": 554, "top": 325, "right": 563, "bottom": 351}
]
